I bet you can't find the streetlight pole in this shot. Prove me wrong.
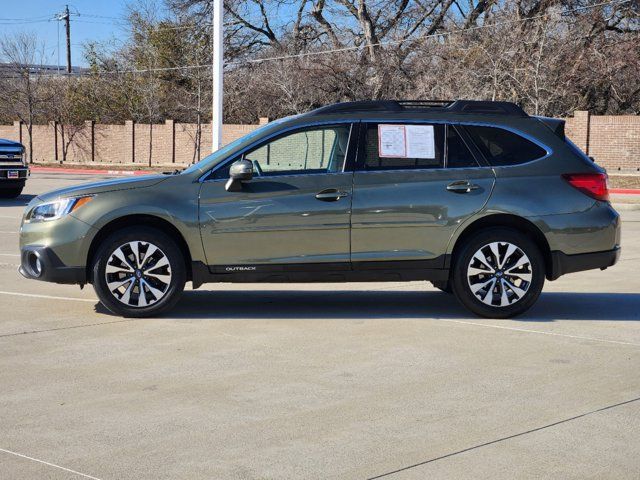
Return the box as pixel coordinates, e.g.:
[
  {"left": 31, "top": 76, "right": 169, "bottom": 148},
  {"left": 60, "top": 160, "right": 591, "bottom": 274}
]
[{"left": 212, "top": 0, "right": 223, "bottom": 152}]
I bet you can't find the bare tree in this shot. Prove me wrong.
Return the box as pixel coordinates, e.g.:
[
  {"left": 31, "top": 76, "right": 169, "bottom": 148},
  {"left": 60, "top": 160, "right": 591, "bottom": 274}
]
[{"left": 0, "top": 32, "right": 49, "bottom": 163}]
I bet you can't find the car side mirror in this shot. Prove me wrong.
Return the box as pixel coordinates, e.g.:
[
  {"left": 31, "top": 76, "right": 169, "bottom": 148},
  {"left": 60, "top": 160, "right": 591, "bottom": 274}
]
[{"left": 225, "top": 159, "right": 253, "bottom": 192}]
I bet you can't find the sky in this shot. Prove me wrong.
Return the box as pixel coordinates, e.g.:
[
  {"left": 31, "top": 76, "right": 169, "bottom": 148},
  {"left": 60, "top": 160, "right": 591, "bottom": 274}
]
[{"left": 0, "top": 0, "right": 166, "bottom": 67}]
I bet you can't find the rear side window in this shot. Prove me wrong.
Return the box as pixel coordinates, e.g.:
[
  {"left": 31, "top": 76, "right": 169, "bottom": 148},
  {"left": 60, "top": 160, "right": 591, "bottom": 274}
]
[
  {"left": 465, "top": 126, "right": 547, "bottom": 166},
  {"left": 446, "top": 126, "right": 478, "bottom": 168},
  {"left": 363, "top": 124, "right": 444, "bottom": 170}
]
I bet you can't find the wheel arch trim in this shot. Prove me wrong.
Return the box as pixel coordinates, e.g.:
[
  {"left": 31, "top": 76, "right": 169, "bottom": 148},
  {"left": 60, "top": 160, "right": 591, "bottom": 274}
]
[
  {"left": 446, "top": 212, "right": 553, "bottom": 279},
  {"left": 85, "top": 213, "right": 195, "bottom": 283}
]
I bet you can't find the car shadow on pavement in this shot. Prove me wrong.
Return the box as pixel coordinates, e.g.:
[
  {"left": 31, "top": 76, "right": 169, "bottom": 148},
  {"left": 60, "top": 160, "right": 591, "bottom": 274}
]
[
  {"left": 0, "top": 194, "right": 36, "bottom": 207},
  {"left": 524, "top": 292, "right": 640, "bottom": 322},
  {"left": 95, "top": 290, "right": 640, "bottom": 321}
]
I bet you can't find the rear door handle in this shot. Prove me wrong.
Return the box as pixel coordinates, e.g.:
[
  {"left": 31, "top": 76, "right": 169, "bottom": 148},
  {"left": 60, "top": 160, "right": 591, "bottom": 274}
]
[
  {"left": 315, "top": 188, "right": 349, "bottom": 202},
  {"left": 446, "top": 180, "right": 480, "bottom": 193}
]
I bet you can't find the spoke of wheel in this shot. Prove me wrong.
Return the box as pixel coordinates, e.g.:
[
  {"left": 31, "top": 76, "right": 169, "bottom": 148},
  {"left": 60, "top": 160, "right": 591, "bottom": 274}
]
[
  {"left": 473, "top": 249, "right": 495, "bottom": 273},
  {"left": 130, "top": 241, "right": 143, "bottom": 269},
  {"left": 112, "top": 247, "right": 134, "bottom": 271},
  {"left": 141, "top": 278, "right": 165, "bottom": 300},
  {"left": 481, "top": 278, "right": 497, "bottom": 304},
  {"left": 468, "top": 266, "right": 493, "bottom": 276},
  {"left": 503, "top": 278, "right": 527, "bottom": 299},
  {"left": 120, "top": 278, "right": 137, "bottom": 305},
  {"left": 145, "top": 272, "right": 171, "bottom": 283},
  {"left": 137, "top": 284, "right": 148, "bottom": 307},
  {"left": 506, "top": 256, "right": 529, "bottom": 273},
  {"left": 499, "top": 279, "right": 510, "bottom": 306},
  {"left": 140, "top": 244, "right": 158, "bottom": 269},
  {"left": 146, "top": 256, "right": 169, "bottom": 274},
  {"left": 107, "top": 276, "right": 134, "bottom": 293},
  {"left": 488, "top": 242, "right": 501, "bottom": 268},
  {"left": 106, "top": 263, "right": 132, "bottom": 275},
  {"left": 470, "top": 277, "right": 495, "bottom": 295},
  {"left": 505, "top": 271, "right": 532, "bottom": 283},
  {"left": 501, "top": 243, "right": 517, "bottom": 269}
]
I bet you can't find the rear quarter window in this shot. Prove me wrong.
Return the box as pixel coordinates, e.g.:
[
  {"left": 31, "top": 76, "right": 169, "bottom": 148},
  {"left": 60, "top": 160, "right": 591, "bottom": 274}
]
[{"left": 465, "top": 125, "right": 547, "bottom": 166}]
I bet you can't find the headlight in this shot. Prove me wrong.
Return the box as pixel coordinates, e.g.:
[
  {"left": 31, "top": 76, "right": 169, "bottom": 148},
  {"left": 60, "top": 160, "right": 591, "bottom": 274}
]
[{"left": 26, "top": 196, "right": 94, "bottom": 223}]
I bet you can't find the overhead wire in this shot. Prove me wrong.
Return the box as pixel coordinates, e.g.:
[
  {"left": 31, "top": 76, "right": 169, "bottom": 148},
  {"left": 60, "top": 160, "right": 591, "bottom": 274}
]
[{"left": 0, "top": 0, "right": 634, "bottom": 78}]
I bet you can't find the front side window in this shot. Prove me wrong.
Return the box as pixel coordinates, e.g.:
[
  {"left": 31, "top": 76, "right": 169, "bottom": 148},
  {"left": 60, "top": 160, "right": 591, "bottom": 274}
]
[
  {"left": 243, "top": 125, "right": 351, "bottom": 176},
  {"left": 465, "top": 125, "right": 547, "bottom": 166},
  {"left": 362, "top": 123, "right": 445, "bottom": 170}
]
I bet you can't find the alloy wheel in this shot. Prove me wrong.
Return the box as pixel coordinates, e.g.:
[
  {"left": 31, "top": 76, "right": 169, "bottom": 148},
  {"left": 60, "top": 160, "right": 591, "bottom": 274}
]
[
  {"left": 104, "top": 241, "right": 172, "bottom": 308},
  {"left": 466, "top": 241, "right": 532, "bottom": 307}
]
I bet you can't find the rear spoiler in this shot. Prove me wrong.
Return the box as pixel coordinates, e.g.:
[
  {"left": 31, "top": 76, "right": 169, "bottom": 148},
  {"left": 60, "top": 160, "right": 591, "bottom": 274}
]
[{"left": 535, "top": 116, "right": 565, "bottom": 140}]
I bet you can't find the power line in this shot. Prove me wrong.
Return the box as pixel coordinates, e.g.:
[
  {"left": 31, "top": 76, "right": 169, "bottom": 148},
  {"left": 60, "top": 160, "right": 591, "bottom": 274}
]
[{"left": 0, "top": 0, "right": 633, "bottom": 78}]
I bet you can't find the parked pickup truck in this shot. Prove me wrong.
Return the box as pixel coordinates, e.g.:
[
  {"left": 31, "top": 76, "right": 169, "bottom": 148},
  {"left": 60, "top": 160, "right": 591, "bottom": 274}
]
[{"left": 0, "top": 139, "right": 28, "bottom": 198}]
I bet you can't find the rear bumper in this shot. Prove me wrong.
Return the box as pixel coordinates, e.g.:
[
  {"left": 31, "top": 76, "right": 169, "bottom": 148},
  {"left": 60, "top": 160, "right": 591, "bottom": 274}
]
[
  {"left": 18, "top": 245, "right": 86, "bottom": 284},
  {"left": 0, "top": 166, "right": 29, "bottom": 179},
  {"left": 548, "top": 246, "right": 620, "bottom": 281}
]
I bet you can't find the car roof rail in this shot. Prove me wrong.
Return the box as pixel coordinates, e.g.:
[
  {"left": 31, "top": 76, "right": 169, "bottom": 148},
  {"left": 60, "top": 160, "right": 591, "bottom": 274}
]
[
  {"left": 307, "top": 99, "right": 528, "bottom": 117},
  {"left": 448, "top": 100, "right": 528, "bottom": 117}
]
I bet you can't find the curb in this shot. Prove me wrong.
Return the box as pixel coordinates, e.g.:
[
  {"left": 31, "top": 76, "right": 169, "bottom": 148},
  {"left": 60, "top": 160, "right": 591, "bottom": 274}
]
[
  {"left": 30, "top": 166, "right": 155, "bottom": 176},
  {"left": 611, "top": 188, "right": 640, "bottom": 195},
  {"left": 612, "top": 203, "right": 640, "bottom": 211}
]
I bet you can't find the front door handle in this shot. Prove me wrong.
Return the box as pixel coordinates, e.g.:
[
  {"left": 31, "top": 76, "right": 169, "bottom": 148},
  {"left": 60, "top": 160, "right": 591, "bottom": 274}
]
[
  {"left": 446, "top": 180, "right": 480, "bottom": 194},
  {"left": 315, "top": 188, "right": 349, "bottom": 202}
]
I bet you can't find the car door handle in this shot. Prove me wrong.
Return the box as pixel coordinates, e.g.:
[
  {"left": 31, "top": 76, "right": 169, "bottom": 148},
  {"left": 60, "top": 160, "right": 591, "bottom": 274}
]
[
  {"left": 315, "top": 189, "right": 349, "bottom": 201},
  {"left": 446, "top": 180, "right": 480, "bottom": 193}
]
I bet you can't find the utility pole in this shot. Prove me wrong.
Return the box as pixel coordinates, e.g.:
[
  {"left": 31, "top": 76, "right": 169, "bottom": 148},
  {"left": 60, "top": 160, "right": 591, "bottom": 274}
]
[
  {"left": 64, "top": 5, "right": 71, "bottom": 73},
  {"left": 55, "top": 5, "right": 79, "bottom": 74},
  {"left": 212, "top": 0, "right": 223, "bottom": 152}
]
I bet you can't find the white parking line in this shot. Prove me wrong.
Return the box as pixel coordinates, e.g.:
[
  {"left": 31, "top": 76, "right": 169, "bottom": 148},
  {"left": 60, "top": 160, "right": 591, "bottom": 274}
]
[
  {"left": 0, "top": 291, "right": 95, "bottom": 303},
  {"left": 0, "top": 253, "right": 20, "bottom": 257},
  {"left": 0, "top": 447, "right": 102, "bottom": 480},
  {"left": 441, "top": 319, "right": 640, "bottom": 347},
  {"left": 1, "top": 289, "right": 637, "bottom": 347},
  {"left": 0, "top": 231, "right": 18, "bottom": 234}
]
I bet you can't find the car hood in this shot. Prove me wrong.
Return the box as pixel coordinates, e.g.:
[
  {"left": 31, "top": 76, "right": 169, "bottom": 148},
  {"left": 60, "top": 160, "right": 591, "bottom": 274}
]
[
  {"left": 0, "top": 138, "right": 23, "bottom": 150},
  {"left": 35, "top": 174, "right": 169, "bottom": 203}
]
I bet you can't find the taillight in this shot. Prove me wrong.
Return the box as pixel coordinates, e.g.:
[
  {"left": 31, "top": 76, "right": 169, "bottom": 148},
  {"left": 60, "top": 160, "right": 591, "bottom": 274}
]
[{"left": 562, "top": 173, "right": 609, "bottom": 201}]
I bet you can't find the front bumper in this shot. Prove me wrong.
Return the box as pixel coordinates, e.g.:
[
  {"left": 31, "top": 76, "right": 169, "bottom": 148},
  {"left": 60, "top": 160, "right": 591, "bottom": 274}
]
[
  {"left": 18, "top": 245, "right": 86, "bottom": 284},
  {"left": 548, "top": 245, "right": 620, "bottom": 281}
]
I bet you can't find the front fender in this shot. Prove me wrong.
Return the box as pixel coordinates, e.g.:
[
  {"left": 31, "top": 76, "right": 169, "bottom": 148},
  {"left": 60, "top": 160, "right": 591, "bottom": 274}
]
[{"left": 70, "top": 176, "right": 206, "bottom": 265}]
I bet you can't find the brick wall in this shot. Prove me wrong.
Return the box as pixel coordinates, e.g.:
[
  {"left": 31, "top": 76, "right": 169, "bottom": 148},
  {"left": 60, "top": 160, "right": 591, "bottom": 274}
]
[
  {"left": 0, "top": 118, "right": 268, "bottom": 166},
  {"left": 565, "top": 111, "right": 640, "bottom": 172},
  {"left": 1, "top": 113, "right": 638, "bottom": 171}
]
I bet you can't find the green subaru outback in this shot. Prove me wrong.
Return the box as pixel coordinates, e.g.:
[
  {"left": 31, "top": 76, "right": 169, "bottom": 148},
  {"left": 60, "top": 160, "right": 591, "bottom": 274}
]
[{"left": 19, "top": 100, "right": 620, "bottom": 318}]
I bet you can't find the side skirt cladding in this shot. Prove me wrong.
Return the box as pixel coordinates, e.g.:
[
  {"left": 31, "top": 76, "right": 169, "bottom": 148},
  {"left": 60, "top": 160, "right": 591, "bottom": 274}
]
[{"left": 190, "top": 257, "right": 450, "bottom": 288}]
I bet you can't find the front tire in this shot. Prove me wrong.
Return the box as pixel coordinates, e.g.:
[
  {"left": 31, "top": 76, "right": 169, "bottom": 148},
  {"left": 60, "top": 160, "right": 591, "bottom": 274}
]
[
  {"left": 92, "top": 227, "right": 186, "bottom": 318},
  {"left": 451, "top": 228, "right": 544, "bottom": 319}
]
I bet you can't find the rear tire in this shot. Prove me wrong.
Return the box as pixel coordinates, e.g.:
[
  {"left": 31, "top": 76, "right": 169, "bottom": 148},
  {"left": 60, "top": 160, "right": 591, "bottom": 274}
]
[
  {"left": 0, "top": 187, "right": 23, "bottom": 199},
  {"left": 92, "top": 226, "right": 186, "bottom": 318},
  {"left": 451, "top": 228, "right": 544, "bottom": 319}
]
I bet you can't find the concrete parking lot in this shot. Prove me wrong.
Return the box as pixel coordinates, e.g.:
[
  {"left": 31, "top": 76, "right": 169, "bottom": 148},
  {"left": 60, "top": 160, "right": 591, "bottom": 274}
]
[{"left": 1, "top": 173, "right": 639, "bottom": 479}]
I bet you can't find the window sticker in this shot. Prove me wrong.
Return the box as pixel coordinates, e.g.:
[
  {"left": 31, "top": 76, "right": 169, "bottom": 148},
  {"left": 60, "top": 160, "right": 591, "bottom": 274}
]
[
  {"left": 377, "top": 124, "right": 435, "bottom": 159},
  {"left": 378, "top": 124, "right": 406, "bottom": 158},
  {"left": 406, "top": 125, "right": 435, "bottom": 159}
]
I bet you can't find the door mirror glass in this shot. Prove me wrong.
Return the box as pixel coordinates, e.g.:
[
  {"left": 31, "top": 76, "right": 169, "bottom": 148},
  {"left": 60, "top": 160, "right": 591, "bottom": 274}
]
[{"left": 226, "top": 159, "right": 253, "bottom": 191}]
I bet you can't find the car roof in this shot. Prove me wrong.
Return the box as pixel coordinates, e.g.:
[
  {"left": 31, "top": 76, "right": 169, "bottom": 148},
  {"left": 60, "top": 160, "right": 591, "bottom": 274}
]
[
  {"left": 304, "top": 100, "right": 528, "bottom": 118},
  {"left": 273, "top": 100, "right": 540, "bottom": 130}
]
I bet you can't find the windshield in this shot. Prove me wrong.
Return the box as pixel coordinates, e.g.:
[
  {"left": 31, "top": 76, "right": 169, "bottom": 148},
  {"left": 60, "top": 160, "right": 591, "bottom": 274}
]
[{"left": 181, "top": 116, "right": 295, "bottom": 175}]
